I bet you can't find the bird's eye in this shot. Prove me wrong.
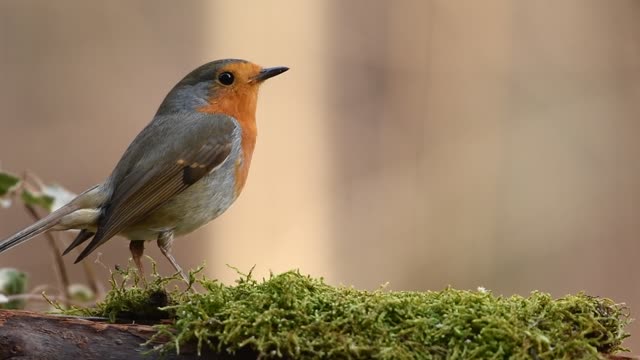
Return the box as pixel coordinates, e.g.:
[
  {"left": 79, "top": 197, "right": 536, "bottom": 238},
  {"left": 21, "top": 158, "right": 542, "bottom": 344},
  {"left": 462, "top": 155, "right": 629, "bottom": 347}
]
[{"left": 218, "top": 72, "right": 234, "bottom": 85}]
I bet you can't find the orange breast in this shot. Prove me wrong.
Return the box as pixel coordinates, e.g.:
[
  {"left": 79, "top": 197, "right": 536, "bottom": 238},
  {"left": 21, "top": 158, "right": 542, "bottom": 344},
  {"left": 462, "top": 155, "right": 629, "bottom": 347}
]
[
  {"left": 198, "top": 87, "right": 258, "bottom": 197},
  {"left": 232, "top": 121, "right": 256, "bottom": 197}
]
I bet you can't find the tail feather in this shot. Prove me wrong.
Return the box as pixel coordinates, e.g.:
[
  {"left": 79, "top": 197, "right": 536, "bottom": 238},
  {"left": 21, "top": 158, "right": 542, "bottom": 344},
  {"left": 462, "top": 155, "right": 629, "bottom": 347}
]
[
  {"left": 0, "top": 184, "right": 104, "bottom": 255},
  {"left": 0, "top": 203, "right": 79, "bottom": 253},
  {"left": 62, "top": 229, "right": 95, "bottom": 256}
]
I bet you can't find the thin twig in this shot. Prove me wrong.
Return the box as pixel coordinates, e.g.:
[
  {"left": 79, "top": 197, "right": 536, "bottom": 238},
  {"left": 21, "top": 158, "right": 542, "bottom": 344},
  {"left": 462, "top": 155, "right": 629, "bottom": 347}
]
[
  {"left": 23, "top": 204, "right": 71, "bottom": 307},
  {"left": 5, "top": 293, "right": 88, "bottom": 307},
  {"left": 22, "top": 284, "right": 52, "bottom": 308},
  {"left": 23, "top": 170, "right": 103, "bottom": 300},
  {"left": 59, "top": 231, "right": 104, "bottom": 298},
  {"left": 81, "top": 257, "right": 102, "bottom": 297},
  {"left": 28, "top": 284, "right": 52, "bottom": 295}
]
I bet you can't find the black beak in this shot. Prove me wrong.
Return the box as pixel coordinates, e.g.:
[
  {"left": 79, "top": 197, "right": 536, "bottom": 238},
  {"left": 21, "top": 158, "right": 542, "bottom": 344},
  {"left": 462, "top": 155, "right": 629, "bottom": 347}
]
[{"left": 252, "top": 66, "right": 289, "bottom": 82}]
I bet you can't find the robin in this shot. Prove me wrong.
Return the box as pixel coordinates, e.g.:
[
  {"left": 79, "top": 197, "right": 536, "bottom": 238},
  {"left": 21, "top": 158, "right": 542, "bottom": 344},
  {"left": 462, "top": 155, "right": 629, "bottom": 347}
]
[{"left": 0, "top": 59, "right": 288, "bottom": 281}]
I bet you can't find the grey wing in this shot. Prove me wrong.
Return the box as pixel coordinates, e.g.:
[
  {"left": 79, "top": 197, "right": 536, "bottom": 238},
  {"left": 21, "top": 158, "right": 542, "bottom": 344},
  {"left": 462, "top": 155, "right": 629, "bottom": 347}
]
[{"left": 74, "top": 112, "right": 237, "bottom": 262}]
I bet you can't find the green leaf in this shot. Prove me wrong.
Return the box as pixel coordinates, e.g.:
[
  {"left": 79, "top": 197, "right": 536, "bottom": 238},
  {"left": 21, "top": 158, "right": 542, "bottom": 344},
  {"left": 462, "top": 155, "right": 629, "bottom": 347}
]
[
  {"left": 0, "top": 268, "right": 28, "bottom": 310},
  {"left": 21, "top": 189, "right": 55, "bottom": 212},
  {"left": 0, "top": 197, "right": 12, "bottom": 208},
  {"left": 42, "top": 184, "right": 76, "bottom": 211},
  {"left": 68, "top": 283, "right": 95, "bottom": 302},
  {"left": 0, "top": 171, "right": 21, "bottom": 197}
]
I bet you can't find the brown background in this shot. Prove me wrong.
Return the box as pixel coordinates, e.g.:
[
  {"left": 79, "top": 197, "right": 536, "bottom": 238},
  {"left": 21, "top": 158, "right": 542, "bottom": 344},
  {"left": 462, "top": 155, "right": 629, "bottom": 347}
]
[{"left": 1, "top": 0, "right": 639, "bottom": 353}]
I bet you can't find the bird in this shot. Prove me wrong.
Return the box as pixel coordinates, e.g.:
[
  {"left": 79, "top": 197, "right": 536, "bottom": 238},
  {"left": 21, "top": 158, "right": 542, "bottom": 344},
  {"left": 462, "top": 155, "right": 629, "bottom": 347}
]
[{"left": 0, "top": 59, "right": 288, "bottom": 281}]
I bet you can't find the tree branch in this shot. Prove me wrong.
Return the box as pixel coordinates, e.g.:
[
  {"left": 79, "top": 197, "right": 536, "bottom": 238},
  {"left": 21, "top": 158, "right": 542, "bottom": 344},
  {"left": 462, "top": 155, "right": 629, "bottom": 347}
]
[{"left": 23, "top": 204, "right": 71, "bottom": 307}]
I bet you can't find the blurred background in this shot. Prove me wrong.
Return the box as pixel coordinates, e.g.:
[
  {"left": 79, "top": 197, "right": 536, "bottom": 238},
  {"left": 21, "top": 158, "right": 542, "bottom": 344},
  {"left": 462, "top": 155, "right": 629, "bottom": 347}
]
[{"left": 1, "top": 0, "right": 640, "bottom": 351}]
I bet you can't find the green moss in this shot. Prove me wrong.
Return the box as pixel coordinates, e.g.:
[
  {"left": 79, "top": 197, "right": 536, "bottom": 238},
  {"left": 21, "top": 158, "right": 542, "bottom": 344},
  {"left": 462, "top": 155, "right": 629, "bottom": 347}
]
[{"left": 61, "top": 267, "right": 630, "bottom": 359}]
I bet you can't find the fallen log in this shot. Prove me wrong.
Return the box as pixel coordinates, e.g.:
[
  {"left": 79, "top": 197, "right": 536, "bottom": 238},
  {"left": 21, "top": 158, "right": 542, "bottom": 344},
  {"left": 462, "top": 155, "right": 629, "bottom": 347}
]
[
  {"left": 1, "top": 270, "right": 634, "bottom": 359},
  {"left": 0, "top": 309, "right": 635, "bottom": 360},
  {"left": 0, "top": 310, "right": 256, "bottom": 360}
]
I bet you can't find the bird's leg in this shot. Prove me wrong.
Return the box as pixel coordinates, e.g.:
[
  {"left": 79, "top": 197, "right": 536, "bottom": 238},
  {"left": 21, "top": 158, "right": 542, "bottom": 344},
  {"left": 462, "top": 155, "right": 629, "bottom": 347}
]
[
  {"left": 129, "top": 240, "right": 147, "bottom": 285},
  {"left": 157, "top": 231, "right": 188, "bottom": 283}
]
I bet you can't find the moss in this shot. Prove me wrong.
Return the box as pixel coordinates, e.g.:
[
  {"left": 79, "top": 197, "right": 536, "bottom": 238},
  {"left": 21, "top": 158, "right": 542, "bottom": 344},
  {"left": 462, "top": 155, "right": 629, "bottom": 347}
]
[{"left": 61, "top": 266, "right": 630, "bottom": 359}]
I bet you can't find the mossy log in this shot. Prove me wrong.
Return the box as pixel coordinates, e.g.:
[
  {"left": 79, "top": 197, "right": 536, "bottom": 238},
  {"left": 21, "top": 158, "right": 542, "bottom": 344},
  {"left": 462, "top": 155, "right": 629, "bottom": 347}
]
[
  {"left": 1, "top": 269, "right": 634, "bottom": 359},
  {"left": 0, "top": 310, "right": 634, "bottom": 360},
  {"left": 0, "top": 310, "right": 258, "bottom": 360}
]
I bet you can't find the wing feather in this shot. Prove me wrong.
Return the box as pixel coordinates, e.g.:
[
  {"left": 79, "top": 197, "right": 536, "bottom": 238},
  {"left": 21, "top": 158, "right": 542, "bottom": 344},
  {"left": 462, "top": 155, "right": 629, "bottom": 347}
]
[{"left": 74, "top": 113, "right": 236, "bottom": 263}]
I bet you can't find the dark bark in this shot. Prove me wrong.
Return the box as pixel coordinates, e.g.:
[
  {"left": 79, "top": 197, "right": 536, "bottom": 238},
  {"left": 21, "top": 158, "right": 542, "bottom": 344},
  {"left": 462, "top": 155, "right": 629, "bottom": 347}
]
[{"left": 0, "top": 310, "right": 257, "bottom": 360}]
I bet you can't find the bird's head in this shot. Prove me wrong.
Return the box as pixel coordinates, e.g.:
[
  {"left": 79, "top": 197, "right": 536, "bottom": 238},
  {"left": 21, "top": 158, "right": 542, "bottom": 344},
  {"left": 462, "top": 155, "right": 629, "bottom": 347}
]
[{"left": 157, "top": 59, "right": 288, "bottom": 118}]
